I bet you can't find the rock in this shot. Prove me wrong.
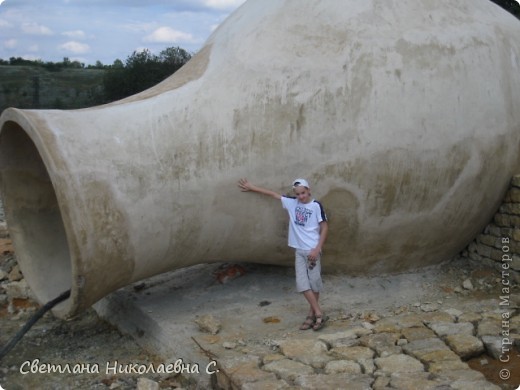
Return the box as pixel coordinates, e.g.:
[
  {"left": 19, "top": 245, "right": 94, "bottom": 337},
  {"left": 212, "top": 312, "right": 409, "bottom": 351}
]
[
  {"left": 481, "top": 335, "right": 503, "bottom": 360},
  {"left": 389, "top": 372, "right": 449, "bottom": 390},
  {"left": 458, "top": 311, "right": 482, "bottom": 324},
  {"left": 462, "top": 279, "right": 474, "bottom": 290},
  {"left": 420, "top": 303, "right": 438, "bottom": 312},
  {"left": 8, "top": 264, "right": 22, "bottom": 282},
  {"left": 428, "top": 360, "right": 470, "bottom": 373},
  {"left": 241, "top": 379, "right": 290, "bottom": 390},
  {"left": 278, "top": 338, "right": 331, "bottom": 368},
  {"left": 294, "top": 373, "right": 374, "bottom": 390},
  {"left": 318, "top": 327, "right": 371, "bottom": 348},
  {"left": 263, "top": 358, "right": 314, "bottom": 381},
  {"left": 450, "top": 379, "right": 501, "bottom": 390},
  {"left": 4, "top": 279, "right": 32, "bottom": 299},
  {"left": 427, "top": 322, "right": 474, "bottom": 337},
  {"left": 262, "top": 354, "right": 285, "bottom": 364},
  {"left": 0, "top": 269, "right": 7, "bottom": 281},
  {"left": 374, "top": 354, "right": 424, "bottom": 374},
  {"left": 373, "top": 313, "right": 424, "bottom": 333},
  {"left": 136, "top": 378, "right": 159, "bottom": 390},
  {"left": 216, "top": 355, "right": 276, "bottom": 389},
  {"left": 372, "top": 376, "right": 390, "bottom": 390},
  {"left": 359, "top": 332, "right": 401, "bottom": 356},
  {"left": 436, "top": 369, "right": 485, "bottom": 382},
  {"left": 396, "top": 338, "right": 408, "bottom": 347},
  {"left": 477, "top": 319, "right": 501, "bottom": 337},
  {"left": 421, "top": 311, "right": 455, "bottom": 323},
  {"left": 363, "top": 312, "right": 380, "bottom": 323},
  {"left": 443, "top": 308, "right": 463, "bottom": 318},
  {"left": 330, "top": 345, "right": 375, "bottom": 361},
  {"left": 402, "top": 338, "right": 459, "bottom": 364},
  {"left": 222, "top": 342, "right": 236, "bottom": 349},
  {"left": 401, "top": 327, "right": 437, "bottom": 341},
  {"left": 445, "top": 334, "right": 484, "bottom": 359},
  {"left": 438, "top": 369, "right": 501, "bottom": 389},
  {"left": 194, "top": 314, "right": 221, "bottom": 335},
  {"left": 324, "top": 360, "right": 362, "bottom": 374},
  {"left": 358, "top": 358, "right": 375, "bottom": 375},
  {"left": 0, "top": 221, "right": 9, "bottom": 238}
]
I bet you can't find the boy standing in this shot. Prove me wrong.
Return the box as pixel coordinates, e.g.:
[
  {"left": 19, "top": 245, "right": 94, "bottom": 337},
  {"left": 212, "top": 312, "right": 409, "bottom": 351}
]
[{"left": 237, "top": 178, "right": 329, "bottom": 331}]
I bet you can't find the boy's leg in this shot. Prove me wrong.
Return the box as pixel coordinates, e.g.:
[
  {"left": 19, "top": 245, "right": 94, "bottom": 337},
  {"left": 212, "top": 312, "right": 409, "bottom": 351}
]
[{"left": 303, "top": 289, "right": 322, "bottom": 317}]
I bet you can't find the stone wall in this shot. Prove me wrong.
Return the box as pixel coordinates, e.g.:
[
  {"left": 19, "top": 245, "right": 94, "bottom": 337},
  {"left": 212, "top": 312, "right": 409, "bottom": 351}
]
[{"left": 463, "top": 175, "right": 520, "bottom": 284}]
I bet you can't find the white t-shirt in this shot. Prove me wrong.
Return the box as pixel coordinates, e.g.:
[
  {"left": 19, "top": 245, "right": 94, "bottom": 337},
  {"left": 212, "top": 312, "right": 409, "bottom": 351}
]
[{"left": 281, "top": 196, "right": 327, "bottom": 250}]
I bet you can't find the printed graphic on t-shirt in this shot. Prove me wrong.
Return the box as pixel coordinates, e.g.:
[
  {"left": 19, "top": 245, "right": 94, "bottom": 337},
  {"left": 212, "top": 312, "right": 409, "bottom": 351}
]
[{"left": 295, "top": 206, "right": 313, "bottom": 226}]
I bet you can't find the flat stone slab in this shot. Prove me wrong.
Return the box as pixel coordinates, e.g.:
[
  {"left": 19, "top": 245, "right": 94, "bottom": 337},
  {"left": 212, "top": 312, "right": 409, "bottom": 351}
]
[
  {"left": 445, "top": 334, "right": 484, "bottom": 359},
  {"left": 359, "top": 332, "right": 402, "bottom": 356},
  {"left": 389, "top": 372, "right": 449, "bottom": 390},
  {"left": 263, "top": 359, "right": 314, "bottom": 381},
  {"left": 477, "top": 319, "right": 502, "bottom": 337},
  {"left": 216, "top": 355, "right": 278, "bottom": 389},
  {"left": 317, "top": 327, "right": 371, "bottom": 348},
  {"left": 401, "top": 327, "right": 437, "bottom": 341},
  {"left": 324, "top": 360, "right": 362, "bottom": 374},
  {"left": 374, "top": 354, "right": 424, "bottom": 374},
  {"left": 278, "top": 339, "right": 331, "bottom": 369},
  {"left": 329, "top": 345, "right": 375, "bottom": 361},
  {"left": 294, "top": 373, "right": 374, "bottom": 390},
  {"left": 402, "top": 337, "right": 462, "bottom": 364},
  {"left": 427, "top": 321, "right": 475, "bottom": 337},
  {"left": 241, "top": 378, "right": 290, "bottom": 390}
]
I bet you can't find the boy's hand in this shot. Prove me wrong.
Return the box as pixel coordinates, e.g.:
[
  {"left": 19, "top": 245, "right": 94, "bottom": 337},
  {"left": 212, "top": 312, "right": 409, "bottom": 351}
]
[
  {"left": 238, "top": 178, "right": 253, "bottom": 191},
  {"left": 237, "top": 178, "right": 282, "bottom": 200},
  {"left": 308, "top": 248, "right": 320, "bottom": 261}
]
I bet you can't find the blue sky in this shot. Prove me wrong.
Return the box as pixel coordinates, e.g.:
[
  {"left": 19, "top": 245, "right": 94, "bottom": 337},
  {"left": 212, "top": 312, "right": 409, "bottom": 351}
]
[{"left": 0, "top": 0, "right": 246, "bottom": 65}]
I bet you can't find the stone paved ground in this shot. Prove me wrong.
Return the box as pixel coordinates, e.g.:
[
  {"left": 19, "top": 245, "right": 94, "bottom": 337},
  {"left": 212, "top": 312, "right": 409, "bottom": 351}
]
[
  {"left": 1, "top": 225, "right": 519, "bottom": 390},
  {"left": 210, "top": 293, "right": 519, "bottom": 390}
]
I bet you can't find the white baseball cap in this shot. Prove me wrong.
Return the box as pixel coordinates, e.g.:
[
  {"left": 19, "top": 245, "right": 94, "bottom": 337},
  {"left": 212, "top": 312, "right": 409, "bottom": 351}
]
[{"left": 292, "top": 178, "right": 310, "bottom": 189}]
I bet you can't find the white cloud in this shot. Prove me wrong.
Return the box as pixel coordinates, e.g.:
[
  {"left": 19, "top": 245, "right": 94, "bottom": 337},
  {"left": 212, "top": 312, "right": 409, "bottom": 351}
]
[
  {"left": 59, "top": 41, "right": 90, "bottom": 54},
  {"left": 121, "top": 21, "right": 157, "bottom": 34},
  {"left": 0, "top": 18, "right": 11, "bottom": 28},
  {"left": 143, "top": 26, "right": 194, "bottom": 43},
  {"left": 203, "top": 0, "right": 245, "bottom": 10},
  {"left": 62, "top": 30, "right": 86, "bottom": 39},
  {"left": 21, "top": 22, "right": 53, "bottom": 36},
  {"left": 3, "top": 38, "right": 16, "bottom": 49}
]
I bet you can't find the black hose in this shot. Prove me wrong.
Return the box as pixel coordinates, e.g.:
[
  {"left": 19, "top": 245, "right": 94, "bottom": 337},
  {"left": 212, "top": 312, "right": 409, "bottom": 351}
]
[{"left": 0, "top": 289, "right": 71, "bottom": 361}]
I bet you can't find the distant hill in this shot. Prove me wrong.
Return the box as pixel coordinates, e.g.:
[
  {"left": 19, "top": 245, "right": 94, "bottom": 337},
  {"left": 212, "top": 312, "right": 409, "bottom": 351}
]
[{"left": 0, "top": 65, "right": 105, "bottom": 114}]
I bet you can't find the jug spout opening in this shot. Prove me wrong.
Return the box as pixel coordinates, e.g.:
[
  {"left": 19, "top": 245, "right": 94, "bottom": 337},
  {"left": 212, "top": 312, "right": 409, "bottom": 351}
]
[{"left": 0, "top": 120, "right": 73, "bottom": 316}]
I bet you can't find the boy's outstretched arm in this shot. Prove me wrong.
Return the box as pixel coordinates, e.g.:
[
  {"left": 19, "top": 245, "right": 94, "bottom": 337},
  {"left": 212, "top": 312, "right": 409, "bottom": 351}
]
[{"left": 238, "top": 178, "right": 282, "bottom": 200}]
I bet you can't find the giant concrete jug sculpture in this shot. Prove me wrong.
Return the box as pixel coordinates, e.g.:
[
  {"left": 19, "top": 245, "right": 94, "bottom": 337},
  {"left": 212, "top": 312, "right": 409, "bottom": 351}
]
[{"left": 1, "top": 0, "right": 520, "bottom": 317}]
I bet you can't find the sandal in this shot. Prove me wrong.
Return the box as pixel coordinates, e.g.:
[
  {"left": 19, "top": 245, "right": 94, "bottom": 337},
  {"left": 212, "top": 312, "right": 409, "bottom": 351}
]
[
  {"left": 299, "top": 315, "right": 315, "bottom": 330},
  {"left": 312, "top": 314, "right": 328, "bottom": 331}
]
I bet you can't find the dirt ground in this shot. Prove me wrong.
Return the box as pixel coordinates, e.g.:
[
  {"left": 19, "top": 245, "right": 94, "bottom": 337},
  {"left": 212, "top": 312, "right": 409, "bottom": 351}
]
[{"left": 0, "top": 240, "right": 519, "bottom": 389}]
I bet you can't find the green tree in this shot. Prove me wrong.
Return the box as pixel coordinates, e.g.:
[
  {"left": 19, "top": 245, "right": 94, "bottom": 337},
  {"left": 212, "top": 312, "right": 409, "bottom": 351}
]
[
  {"left": 102, "top": 46, "right": 192, "bottom": 103},
  {"left": 112, "top": 59, "right": 124, "bottom": 69}
]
